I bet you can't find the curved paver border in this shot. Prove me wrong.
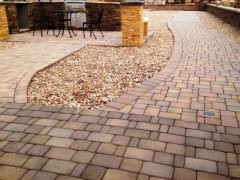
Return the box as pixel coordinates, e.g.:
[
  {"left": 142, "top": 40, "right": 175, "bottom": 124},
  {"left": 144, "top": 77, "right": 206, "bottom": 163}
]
[{"left": 102, "top": 18, "right": 184, "bottom": 111}]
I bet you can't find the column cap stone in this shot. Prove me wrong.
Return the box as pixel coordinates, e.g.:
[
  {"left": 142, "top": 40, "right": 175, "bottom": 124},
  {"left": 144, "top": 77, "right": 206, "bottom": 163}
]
[{"left": 121, "top": 0, "right": 144, "bottom": 5}]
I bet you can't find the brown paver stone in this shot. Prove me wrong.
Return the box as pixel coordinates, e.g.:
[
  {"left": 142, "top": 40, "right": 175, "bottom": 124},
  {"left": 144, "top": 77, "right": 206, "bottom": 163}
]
[
  {"left": 43, "top": 159, "right": 76, "bottom": 175},
  {"left": 229, "top": 165, "right": 240, "bottom": 178},
  {"left": 103, "top": 169, "right": 138, "bottom": 180},
  {"left": 63, "top": 121, "right": 88, "bottom": 130},
  {"left": 91, "top": 154, "right": 122, "bottom": 168},
  {"left": 125, "top": 129, "right": 150, "bottom": 139},
  {"left": 81, "top": 165, "right": 106, "bottom": 180},
  {"left": 138, "top": 139, "right": 166, "bottom": 151},
  {"left": 136, "top": 122, "right": 160, "bottom": 131},
  {"left": 27, "top": 145, "right": 50, "bottom": 156},
  {"left": 106, "top": 119, "right": 129, "bottom": 127},
  {"left": 174, "top": 168, "right": 196, "bottom": 180},
  {"left": 112, "top": 135, "right": 131, "bottom": 146},
  {"left": 34, "top": 119, "right": 59, "bottom": 127},
  {"left": 97, "top": 143, "right": 117, "bottom": 154},
  {"left": 0, "top": 166, "right": 27, "bottom": 180},
  {"left": 141, "top": 162, "right": 173, "bottom": 179},
  {"left": 154, "top": 151, "right": 174, "bottom": 165},
  {"left": 197, "top": 172, "right": 231, "bottom": 180},
  {"left": 159, "top": 133, "right": 185, "bottom": 144}
]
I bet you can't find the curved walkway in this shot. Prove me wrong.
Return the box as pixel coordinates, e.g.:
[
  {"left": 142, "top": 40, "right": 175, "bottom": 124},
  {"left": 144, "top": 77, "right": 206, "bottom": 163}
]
[
  {"left": 103, "top": 11, "right": 240, "bottom": 127},
  {"left": 0, "top": 12, "right": 239, "bottom": 179}
]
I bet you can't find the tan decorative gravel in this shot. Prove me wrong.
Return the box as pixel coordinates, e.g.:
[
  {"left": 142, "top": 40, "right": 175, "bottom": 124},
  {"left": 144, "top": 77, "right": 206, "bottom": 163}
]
[
  {"left": 28, "top": 11, "right": 176, "bottom": 109},
  {"left": 197, "top": 12, "right": 240, "bottom": 44}
]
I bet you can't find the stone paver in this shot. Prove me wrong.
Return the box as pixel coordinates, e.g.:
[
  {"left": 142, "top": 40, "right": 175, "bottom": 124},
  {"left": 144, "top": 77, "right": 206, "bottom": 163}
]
[{"left": 0, "top": 11, "right": 239, "bottom": 180}]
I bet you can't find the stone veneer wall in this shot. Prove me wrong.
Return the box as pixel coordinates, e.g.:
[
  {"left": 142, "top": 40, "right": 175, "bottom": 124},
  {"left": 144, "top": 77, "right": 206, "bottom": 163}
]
[
  {"left": 144, "top": 4, "right": 200, "bottom": 10},
  {"left": 0, "top": 5, "right": 9, "bottom": 40},
  {"left": 85, "top": 2, "right": 121, "bottom": 31},
  {"left": 121, "top": 1, "right": 144, "bottom": 46},
  {"left": 1, "top": 2, "right": 65, "bottom": 34},
  {"left": 206, "top": 4, "right": 240, "bottom": 28}
]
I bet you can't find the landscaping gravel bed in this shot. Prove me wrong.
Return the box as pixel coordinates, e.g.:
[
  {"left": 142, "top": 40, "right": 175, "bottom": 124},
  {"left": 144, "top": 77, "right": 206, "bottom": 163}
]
[
  {"left": 28, "top": 11, "right": 176, "bottom": 109},
  {"left": 197, "top": 12, "right": 240, "bottom": 44}
]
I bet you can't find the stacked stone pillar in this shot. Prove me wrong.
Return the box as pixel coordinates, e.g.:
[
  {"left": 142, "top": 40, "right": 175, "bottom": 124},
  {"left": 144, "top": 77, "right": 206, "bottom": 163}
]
[
  {"left": 237, "top": 0, "right": 240, "bottom": 7},
  {"left": 0, "top": 5, "right": 9, "bottom": 40},
  {"left": 121, "top": 0, "right": 144, "bottom": 46}
]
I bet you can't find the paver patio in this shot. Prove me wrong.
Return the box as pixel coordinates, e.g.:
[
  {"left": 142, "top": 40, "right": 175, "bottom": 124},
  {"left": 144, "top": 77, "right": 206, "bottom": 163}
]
[{"left": 0, "top": 11, "right": 239, "bottom": 179}]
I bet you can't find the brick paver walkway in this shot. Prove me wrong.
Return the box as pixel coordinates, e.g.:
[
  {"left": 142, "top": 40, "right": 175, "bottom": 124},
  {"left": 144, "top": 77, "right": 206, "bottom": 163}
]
[
  {"left": 0, "top": 11, "right": 240, "bottom": 180},
  {"left": 103, "top": 12, "right": 240, "bottom": 127}
]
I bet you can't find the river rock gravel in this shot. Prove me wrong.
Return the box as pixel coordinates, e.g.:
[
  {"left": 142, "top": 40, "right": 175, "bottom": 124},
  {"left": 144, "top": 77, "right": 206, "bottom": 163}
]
[{"left": 27, "top": 11, "right": 176, "bottom": 109}]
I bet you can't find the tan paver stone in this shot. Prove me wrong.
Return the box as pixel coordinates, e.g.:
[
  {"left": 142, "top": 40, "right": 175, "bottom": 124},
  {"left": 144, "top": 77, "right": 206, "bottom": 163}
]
[
  {"left": 27, "top": 145, "right": 50, "bottom": 156},
  {"left": 174, "top": 168, "right": 196, "bottom": 180},
  {"left": 159, "top": 133, "right": 185, "bottom": 144},
  {"left": 196, "top": 148, "right": 226, "bottom": 162},
  {"left": 0, "top": 130, "right": 11, "bottom": 140},
  {"left": 120, "top": 158, "right": 142, "bottom": 173},
  {"left": 186, "top": 129, "right": 212, "bottom": 139},
  {"left": 71, "top": 163, "right": 87, "bottom": 177},
  {"left": 72, "top": 151, "right": 94, "bottom": 163},
  {"left": 106, "top": 119, "right": 129, "bottom": 127},
  {"left": 222, "top": 117, "right": 238, "bottom": 127},
  {"left": 2, "top": 142, "right": 25, "bottom": 152},
  {"left": 174, "top": 120, "right": 198, "bottom": 129},
  {"left": 29, "top": 135, "right": 50, "bottom": 144},
  {"left": 112, "top": 135, "right": 131, "bottom": 146},
  {"left": 227, "top": 153, "right": 238, "bottom": 164},
  {"left": 46, "top": 137, "right": 74, "bottom": 148},
  {"left": 91, "top": 154, "right": 122, "bottom": 168},
  {"left": 159, "top": 112, "right": 181, "bottom": 120},
  {"left": 125, "top": 129, "right": 150, "bottom": 139},
  {"left": 103, "top": 169, "right": 138, "bottom": 180},
  {"left": 215, "top": 142, "right": 234, "bottom": 152},
  {"left": 81, "top": 165, "right": 106, "bottom": 180},
  {"left": 138, "top": 139, "right": 166, "bottom": 151},
  {"left": 229, "top": 165, "right": 240, "bottom": 178},
  {"left": 43, "top": 159, "right": 76, "bottom": 175},
  {"left": 63, "top": 121, "right": 88, "bottom": 130},
  {"left": 86, "top": 124, "right": 103, "bottom": 132},
  {"left": 23, "top": 156, "right": 48, "bottom": 170},
  {"left": 34, "top": 119, "right": 59, "bottom": 127},
  {"left": 87, "top": 132, "right": 113, "bottom": 143},
  {"left": 0, "top": 153, "right": 29, "bottom": 166},
  {"left": 3, "top": 123, "right": 29, "bottom": 132},
  {"left": 166, "top": 143, "right": 185, "bottom": 155},
  {"left": 136, "top": 122, "right": 160, "bottom": 131},
  {"left": 0, "top": 166, "right": 27, "bottom": 180},
  {"left": 33, "top": 171, "right": 58, "bottom": 180},
  {"left": 57, "top": 175, "right": 84, "bottom": 180},
  {"left": 45, "top": 147, "right": 76, "bottom": 160},
  {"left": 97, "top": 143, "right": 117, "bottom": 154},
  {"left": 185, "top": 157, "right": 217, "bottom": 173},
  {"left": 124, "top": 147, "right": 154, "bottom": 161},
  {"left": 21, "top": 170, "right": 38, "bottom": 180},
  {"left": 141, "top": 162, "right": 173, "bottom": 179},
  {"left": 198, "top": 172, "right": 230, "bottom": 180},
  {"left": 0, "top": 115, "right": 17, "bottom": 122},
  {"left": 48, "top": 128, "right": 74, "bottom": 138},
  {"left": 71, "top": 140, "right": 91, "bottom": 150}
]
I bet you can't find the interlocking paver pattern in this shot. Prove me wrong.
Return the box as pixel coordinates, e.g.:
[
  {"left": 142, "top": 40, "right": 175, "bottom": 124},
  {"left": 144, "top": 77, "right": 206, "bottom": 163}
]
[{"left": 0, "top": 11, "right": 239, "bottom": 179}]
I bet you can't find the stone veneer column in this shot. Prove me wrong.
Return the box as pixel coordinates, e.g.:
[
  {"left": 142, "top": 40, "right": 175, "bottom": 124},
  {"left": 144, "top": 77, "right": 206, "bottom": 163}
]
[
  {"left": 0, "top": 5, "right": 9, "bottom": 40},
  {"left": 237, "top": 0, "right": 240, "bottom": 7},
  {"left": 121, "top": 0, "right": 144, "bottom": 46}
]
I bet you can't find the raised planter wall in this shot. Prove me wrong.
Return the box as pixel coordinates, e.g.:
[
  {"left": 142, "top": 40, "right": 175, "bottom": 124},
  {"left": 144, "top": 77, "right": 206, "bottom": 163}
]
[
  {"left": 144, "top": 4, "right": 200, "bottom": 10},
  {"left": 206, "top": 4, "right": 240, "bottom": 28},
  {"left": 85, "top": 2, "right": 121, "bottom": 31},
  {"left": 0, "top": 5, "right": 9, "bottom": 40}
]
